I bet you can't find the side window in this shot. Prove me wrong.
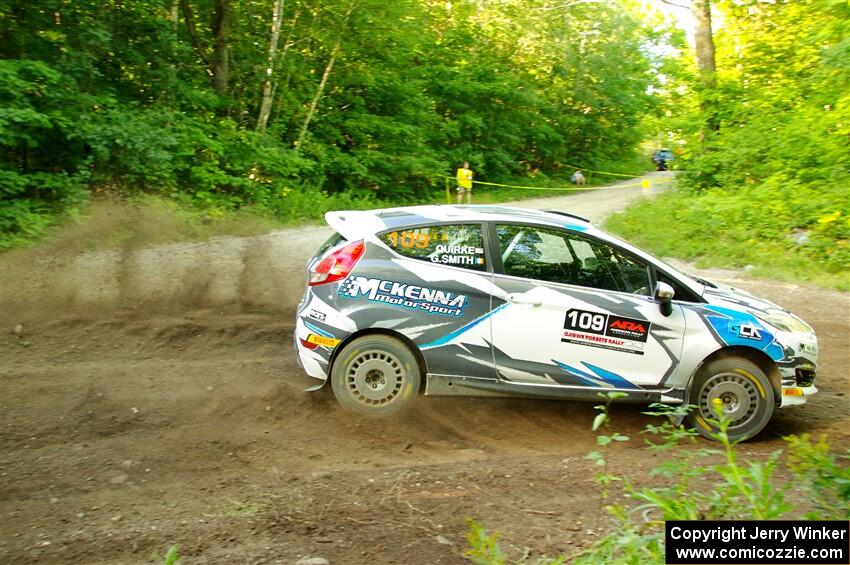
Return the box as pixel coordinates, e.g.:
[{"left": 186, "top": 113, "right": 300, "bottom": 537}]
[
  {"left": 497, "top": 225, "right": 574, "bottom": 283},
  {"left": 496, "top": 224, "right": 651, "bottom": 295},
  {"left": 604, "top": 248, "right": 651, "bottom": 296},
  {"left": 379, "top": 224, "right": 487, "bottom": 271},
  {"left": 657, "top": 271, "right": 700, "bottom": 303},
  {"left": 568, "top": 239, "right": 595, "bottom": 266}
]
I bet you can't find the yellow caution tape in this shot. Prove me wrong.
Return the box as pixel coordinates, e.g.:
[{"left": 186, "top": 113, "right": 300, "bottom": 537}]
[
  {"left": 443, "top": 176, "right": 673, "bottom": 192},
  {"left": 563, "top": 164, "right": 644, "bottom": 178}
]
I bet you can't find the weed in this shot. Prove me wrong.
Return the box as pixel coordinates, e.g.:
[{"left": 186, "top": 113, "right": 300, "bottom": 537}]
[
  {"left": 464, "top": 401, "right": 850, "bottom": 564},
  {"left": 465, "top": 520, "right": 507, "bottom": 565},
  {"left": 152, "top": 544, "right": 180, "bottom": 564}
]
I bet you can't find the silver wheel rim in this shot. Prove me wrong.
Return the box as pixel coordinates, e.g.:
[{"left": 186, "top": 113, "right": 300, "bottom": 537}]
[
  {"left": 698, "top": 372, "right": 759, "bottom": 430},
  {"left": 346, "top": 350, "right": 405, "bottom": 407}
]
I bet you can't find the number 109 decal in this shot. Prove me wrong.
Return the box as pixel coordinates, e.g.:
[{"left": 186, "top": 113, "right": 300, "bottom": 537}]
[{"left": 563, "top": 308, "right": 652, "bottom": 355}]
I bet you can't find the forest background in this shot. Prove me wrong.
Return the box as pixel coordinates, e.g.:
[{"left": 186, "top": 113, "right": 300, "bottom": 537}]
[{"left": 1, "top": 0, "right": 847, "bottom": 286}]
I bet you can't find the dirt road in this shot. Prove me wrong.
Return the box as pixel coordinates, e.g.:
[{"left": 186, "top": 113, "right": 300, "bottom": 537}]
[{"left": 1, "top": 172, "right": 848, "bottom": 564}]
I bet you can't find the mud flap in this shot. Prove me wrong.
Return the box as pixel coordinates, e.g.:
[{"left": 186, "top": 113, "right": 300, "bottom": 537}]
[
  {"left": 670, "top": 412, "right": 687, "bottom": 427},
  {"left": 304, "top": 380, "right": 328, "bottom": 392}
]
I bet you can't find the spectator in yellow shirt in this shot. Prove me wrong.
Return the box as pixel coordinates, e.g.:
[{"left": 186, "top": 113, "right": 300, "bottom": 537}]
[{"left": 456, "top": 162, "right": 474, "bottom": 204}]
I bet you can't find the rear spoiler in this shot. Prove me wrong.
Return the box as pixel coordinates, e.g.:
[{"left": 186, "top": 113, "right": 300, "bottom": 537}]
[
  {"left": 544, "top": 210, "right": 591, "bottom": 224},
  {"left": 325, "top": 211, "right": 386, "bottom": 241}
]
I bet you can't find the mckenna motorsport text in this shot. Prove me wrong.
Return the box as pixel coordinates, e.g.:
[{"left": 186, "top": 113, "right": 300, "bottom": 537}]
[{"left": 338, "top": 276, "right": 468, "bottom": 316}]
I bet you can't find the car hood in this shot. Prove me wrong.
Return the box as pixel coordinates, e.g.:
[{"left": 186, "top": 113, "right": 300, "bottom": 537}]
[{"left": 701, "top": 281, "right": 785, "bottom": 316}]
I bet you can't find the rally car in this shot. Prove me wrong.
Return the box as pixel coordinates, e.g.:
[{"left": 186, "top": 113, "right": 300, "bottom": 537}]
[{"left": 294, "top": 205, "right": 818, "bottom": 441}]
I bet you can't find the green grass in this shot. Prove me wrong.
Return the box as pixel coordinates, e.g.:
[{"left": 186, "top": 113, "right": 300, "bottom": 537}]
[
  {"left": 604, "top": 186, "right": 850, "bottom": 291},
  {"left": 152, "top": 544, "right": 181, "bottom": 564}
]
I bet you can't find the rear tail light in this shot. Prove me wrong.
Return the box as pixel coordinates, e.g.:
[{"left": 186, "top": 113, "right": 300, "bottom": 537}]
[
  {"left": 299, "top": 338, "right": 319, "bottom": 350},
  {"left": 309, "top": 240, "right": 365, "bottom": 286}
]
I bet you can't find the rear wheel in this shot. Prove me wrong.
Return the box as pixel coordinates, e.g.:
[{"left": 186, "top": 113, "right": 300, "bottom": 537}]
[
  {"left": 686, "top": 357, "right": 774, "bottom": 442},
  {"left": 330, "top": 335, "right": 420, "bottom": 416}
]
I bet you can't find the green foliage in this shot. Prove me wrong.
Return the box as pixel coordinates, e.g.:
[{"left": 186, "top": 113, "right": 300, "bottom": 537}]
[
  {"left": 785, "top": 434, "right": 850, "bottom": 520},
  {"left": 622, "top": 0, "right": 850, "bottom": 286},
  {"left": 627, "top": 400, "right": 792, "bottom": 524},
  {"left": 571, "top": 503, "right": 664, "bottom": 565},
  {"left": 605, "top": 182, "right": 850, "bottom": 289},
  {"left": 0, "top": 198, "right": 57, "bottom": 248},
  {"left": 152, "top": 544, "right": 181, "bottom": 565},
  {"left": 465, "top": 520, "right": 507, "bottom": 565},
  {"left": 0, "top": 0, "right": 663, "bottom": 248}
]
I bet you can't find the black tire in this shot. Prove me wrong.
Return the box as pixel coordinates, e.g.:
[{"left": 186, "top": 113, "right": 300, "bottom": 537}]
[
  {"left": 686, "top": 357, "right": 775, "bottom": 442},
  {"left": 330, "top": 334, "right": 421, "bottom": 416}
]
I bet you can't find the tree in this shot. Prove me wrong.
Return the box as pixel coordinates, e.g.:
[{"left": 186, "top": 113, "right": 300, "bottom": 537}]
[
  {"left": 1, "top": 0, "right": 668, "bottom": 245},
  {"left": 257, "top": 0, "right": 285, "bottom": 132},
  {"left": 211, "top": 0, "right": 229, "bottom": 97},
  {"left": 295, "top": 0, "right": 357, "bottom": 151},
  {"left": 661, "top": 0, "right": 717, "bottom": 136},
  {"left": 180, "top": 0, "right": 230, "bottom": 97}
]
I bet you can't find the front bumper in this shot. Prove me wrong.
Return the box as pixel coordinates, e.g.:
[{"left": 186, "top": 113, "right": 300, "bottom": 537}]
[
  {"left": 780, "top": 384, "right": 818, "bottom": 407},
  {"left": 779, "top": 365, "right": 818, "bottom": 407}
]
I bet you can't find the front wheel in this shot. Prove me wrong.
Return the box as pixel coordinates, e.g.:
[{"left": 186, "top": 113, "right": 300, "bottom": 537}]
[
  {"left": 330, "top": 335, "right": 421, "bottom": 416},
  {"left": 686, "top": 357, "right": 775, "bottom": 442}
]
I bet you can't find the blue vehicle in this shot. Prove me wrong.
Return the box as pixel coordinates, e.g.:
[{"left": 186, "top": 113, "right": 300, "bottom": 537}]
[{"left": 653, "top": 149, "right": 674, "bottom": 171}]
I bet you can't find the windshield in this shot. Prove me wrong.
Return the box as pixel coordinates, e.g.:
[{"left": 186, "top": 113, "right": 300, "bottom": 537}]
[{"left": 594, "top": 230, "right": 706, "bottom": 296}]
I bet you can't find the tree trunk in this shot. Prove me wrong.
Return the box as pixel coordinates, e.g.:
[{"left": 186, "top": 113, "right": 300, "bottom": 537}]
[
  {"left": 181, "top": 0, "right": 211, "bottom": 71},
  {"left": 693, "top": 0, "right": 718, "bottom": 132},
  {"left": 257, "top": 0, "right": 285, "bottom": 132},
  {"left": 294, "top": 1, "right": 356, "bottom": 151},
  {"left": 211, "top": 0, "right": 229, "bottom": 97},
  {"left": 271, "top": 7, "right": 304, "bottom": 126},
  {"left": 295, "top": 39, "right": 340, "bottom": 151},
  {"left": 693, "top": 0, "right": 716, "bottom": 81}
]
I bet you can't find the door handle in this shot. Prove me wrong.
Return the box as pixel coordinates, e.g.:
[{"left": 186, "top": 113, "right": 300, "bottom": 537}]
[{"left": 506, "top": 293, "right": 543, "bottom": 307}]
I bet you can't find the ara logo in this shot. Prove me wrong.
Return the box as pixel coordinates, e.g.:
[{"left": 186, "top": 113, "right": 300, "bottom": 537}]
[
  {"left": 605, "top": 315, "right": 651, "bottom": 342},
  {"left": 609, "top": 320, "right": 647, "bottom": 334},
  {"left": 732, "top": 323, "right": 763, "bottom": 341},
  {"left": 564, "top": 309, "right": 651, "bottom": 343},
  {"left": 338, "top": 276, "right": 468, "bottom": 317}
]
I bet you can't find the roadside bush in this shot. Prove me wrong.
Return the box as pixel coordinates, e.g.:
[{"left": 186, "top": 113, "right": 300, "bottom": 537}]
[
  {"left": 604, "top": 178, "right": 850, "bottom": 290},
  {"left": 464, "top": 400, "right": 850, "bottom": 564},
  {"left": 626, "top": 0, "right": 850, "bottom": 290}
]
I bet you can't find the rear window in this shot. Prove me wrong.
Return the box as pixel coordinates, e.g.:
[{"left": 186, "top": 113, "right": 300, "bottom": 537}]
[
  {"left": 314, "top": 232, "right": 345, "bottom": 259},
  {"left": 379, "top": 224, "right": 487, "bottom": 272}
]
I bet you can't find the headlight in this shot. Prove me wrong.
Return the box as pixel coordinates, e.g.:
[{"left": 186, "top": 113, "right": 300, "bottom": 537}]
[{"left": 757, "top": 310, "right": 812, "bottom": 334}]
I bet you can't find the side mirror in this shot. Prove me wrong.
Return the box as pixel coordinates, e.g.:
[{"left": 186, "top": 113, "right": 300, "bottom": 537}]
[{"left": 655, "top": 281, "right": 675, "bottom": 317}]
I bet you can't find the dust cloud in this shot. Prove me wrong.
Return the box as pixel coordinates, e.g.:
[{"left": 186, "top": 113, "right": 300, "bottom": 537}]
[{"left": 1, "top": 201, "right": 331, "bottom": 321}]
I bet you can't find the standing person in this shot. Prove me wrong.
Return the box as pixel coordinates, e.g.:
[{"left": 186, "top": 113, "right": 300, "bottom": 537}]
[
  {"left": 456, "top": 162, "right": 474, "bottom": 204},
  {"left": 571, "top": 169, "right": 586, "bottom": 185},
  {"left": 652, "top": 150, "right": 667, "bottom": 171}
]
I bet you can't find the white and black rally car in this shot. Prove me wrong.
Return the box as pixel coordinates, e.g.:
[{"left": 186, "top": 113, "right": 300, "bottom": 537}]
[{"left": 295, "top": 205, "right": 818, "bottom": 441}]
